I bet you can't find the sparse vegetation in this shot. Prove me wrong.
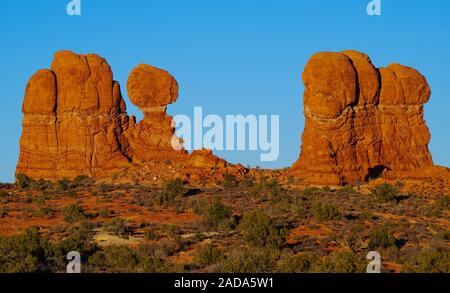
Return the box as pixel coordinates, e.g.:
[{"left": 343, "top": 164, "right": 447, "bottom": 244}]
[
  {"left": 368, "top": 227, "right": 397, "bottom": 250},
  {"left": 402, "top": 246, "right": 450, "bottom": 273},
  {"left": 0, "top": 173, "right": 448, "bottom": 273},
  {"left": 193, "top": 244, "right": 222, "bottom": 267},
  {"left": 104, "top": 218, "right": 133, "bottom": 238},
  {"left": 371, "top": 183, "right": 400, "bottom": 203},
  {"left": 154, "top": 179, "right": 185, "bottom": 207},
  {"left": 194, "top": 198, "right": 233, "bottom": 227},
  {"left": 314, "top": 251, "right": 367, "bottom": 273},
  {"left": 239, "top": 209, "right": 287, "bottom": 248},
  {"left": 312, "top": 202, "right": 341, "bottom": 221},
  {"left": 63, "top": 204, "right": 87, "bottom": 223}
]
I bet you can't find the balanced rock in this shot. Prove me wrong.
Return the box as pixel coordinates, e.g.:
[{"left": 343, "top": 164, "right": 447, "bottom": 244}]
[{"left": 17, "top": 51, "right": 243, "bottom": 183}]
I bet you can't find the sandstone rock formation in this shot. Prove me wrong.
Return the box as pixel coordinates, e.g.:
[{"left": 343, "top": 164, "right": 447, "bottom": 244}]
[
  {"left": 16, "top": 49, "right": 448, "bottom": 187},
  {"left": 17, "top": 51, "right": 243, "bottom": 183},
  {"left": 17, "top": 51, "right": 132, "bottom": 179},
  {"left": 290, "top": 50, "right": 448, "bottom": 185}
]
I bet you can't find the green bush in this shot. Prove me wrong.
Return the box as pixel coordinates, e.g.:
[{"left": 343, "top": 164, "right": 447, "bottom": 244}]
[
  {"left": 0, "top": 227, "right": 51, "bottom": 273},
  {"left": 88, "top": 245, "right": 138, "bottom": 272},
  {"left": 302, "top": 186, "right": 320, "bottom": 196},
  {"left": 193, "top": 244, "right": 222, "bottom": 267},
  {"left": 219, "top": 246, "right": 279, "bottom": 273},
  {"left": 16, "top": 174, "right": 33, "bottom": 189},
  {"left": 276, "top": 253, "right": 318, "bottom": 273},
  {"left": 144, "top": 228, "right": 160, "bottom": 241},
  {"left": 58, "top": 178, "right": 71, "bottom": 191},
  {"left": 368, "top": 227, "right": 397, "bottom": 250},
  {"left": 402, "top": 247, "right": 450, "bottom": 273},
  {"left": 162, "top": 224, "right": 182, "bottom": 238},
  {"left": 154, "top": 179, "right": 185, "bottom": 207},
  {"left": 36, "top": 206, "right": 56, "bottom": 218},
  {"left": 98, "top": 208, "right": 111, "bottom": 218},
  {"left": 222, "top": 173, "right": 238, "bottom": 189},
  {"left": 63, "top": 204, "right": 87, "bottom": 223},
  {"left": 371, "top": 183, "right": 400, "bottom": 203},
  {"left": 72, "top": 175, "right": 95, "bottom": 188},
  {"left": 337, "top": 185, "right": 357, "bottom": 195},
  {"left": 238, "top": 176, "right": 254, "bottom": 189},
  {"left": 314, "top": 251, "right": 367, "bottom": 273},
  {"left": 239, "top": 209, "right": 286, "bottom": 248},
  {"left": 194, "top": 199, "right": 232, "bottom": 227},
  {"left": 104, "top": 218, "right": 133, "bottom": 238},
  {"left": 436, "top": 196, "right": 450, "bottom": 210},
  {"left": 312, "top": 202, "right": 341, "bottom": 222}
]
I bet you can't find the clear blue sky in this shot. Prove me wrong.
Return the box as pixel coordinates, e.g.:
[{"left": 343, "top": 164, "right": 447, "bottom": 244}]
[{"left": 1, "top": 0, "right": 449, "bottom": 182}]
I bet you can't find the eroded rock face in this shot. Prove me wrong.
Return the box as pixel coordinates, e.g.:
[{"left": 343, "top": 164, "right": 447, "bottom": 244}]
[
  {"left": 291, "top": 50, "right": 437, "bottom": 185},
  {"left": 17, "top": 51, "right": 241, "bottom": 183},
  {"left": 17, "top": 51, "right": 132, "bottom": 179}
]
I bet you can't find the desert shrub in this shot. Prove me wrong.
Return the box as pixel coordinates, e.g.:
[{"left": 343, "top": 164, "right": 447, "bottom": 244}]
[
  {"left": 162, "top": 224, "right": 182, "bottom": 238},
  {"left": 0, "top": 190, "right": 8, "bottom": 198},
  {"left": 0, "top": 227, "right": 51, "bottom": 273},
  {"left": 63, "top": 204, "right": 87, "bottom": 223},
  {"left": 96, "top": 183, "right": 112, "bottom": 193},
  {"left": 337, "top": 185, "right": 357, "bottom": 195},
  {"left": 219, "top": 246, "right": 279, "bottom": 273},
  {"left": 312, "top": 202, "right": 341, "bottom": 222},
  {"left": 16, "top": 173, "right": 33, "bottom": 189},
  {"left": 132, "top": 190, "right": 155, "bottom": 208},
  {"left": 265, "top": 179, "right": 289, "bottom": 203},
  {"left": 358, "top": 211, "right": 375, "bottom": 221},
  {"left": 368, "top": 227, "right": 397, "bottom": 250},
  {"left": 72, "top": 175, "right": 95, "bottom": 188},
  {"left": 239, "top": 209, "right": 287, "bottom": 248},
  {"left": 136, "top": 248, "right": 180, "bottom": 273},
  {"left": 436, "top": 196, "right": 450, "bottom": 210},
  {"left": 58, "top": 178, "right": 71, "bottom": 191},
  {"left": 276, "top": 252, "right": 319, "bottom": 273},
  {"left": 302, "top": 186, "right": 320, "bottom": 196},
  {"left": 222, "top": 173, "right": 238, "bottom": 190},
  {"left": 88, "top": 245, "right": 138, "bottom": 272},
  {"left": 36, "top": 206, "right": 56, "bottom": 218},
  {"left": 238, "top": 176, "right": 254, "bottom": 189},
  {"left": 402, "top": 246, "right": 450, "bottom": 273},
  {"left": 194, "top": 199, "right": 233, "bottom": 227},
  {"left": 313, "top": 251, "right": 366, "bottom": 273},
  {"left": 144, "top": 228, "right": 160, "bottom": 241},
  {"left": 104, "top": 218, "right": 133, "bottom": 238},
  {"left": 193, "top": 244, "right": 222, "bottom": 267},
  {"left": 296, "top": 201, "right": 310, "bottom": 219},
  {"left": 65, "top": 189, "right": 78, "bottom": 198},
  {"left": 371, "top": 183, "right": 400, "bottom": 203},
  {"left": 97, "top": 208, "right": 111, "bottom": 218},
  {"left": 33, "top": 179, "right": 53, "bottom": 191},
  {"left": 0, "top": 208, "right": 7, "bottom": 218},
  {"left": 338, "top": 225, "right": 365, "bottom": 252},
  {"left": 154, "top": 179, "right": 185, "bottom": 207}
]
